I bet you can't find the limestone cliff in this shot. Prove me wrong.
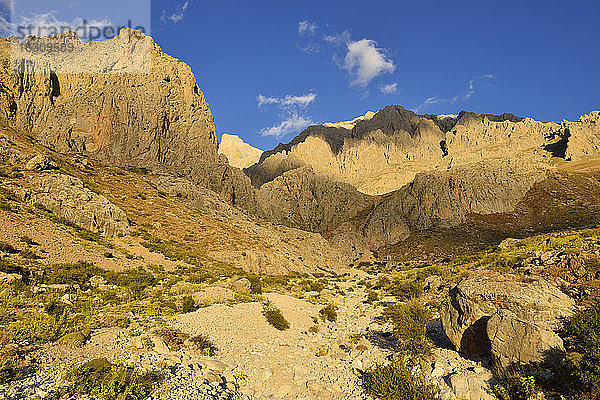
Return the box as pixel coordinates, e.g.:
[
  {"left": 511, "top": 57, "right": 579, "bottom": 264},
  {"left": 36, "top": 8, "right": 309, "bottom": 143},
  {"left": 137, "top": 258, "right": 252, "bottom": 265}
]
[
  {"left": 247, "top": 106, "right": 600, "bottom": 196},
  {"left": 0, "top": 28, "right": 255, "bottom": 210}
]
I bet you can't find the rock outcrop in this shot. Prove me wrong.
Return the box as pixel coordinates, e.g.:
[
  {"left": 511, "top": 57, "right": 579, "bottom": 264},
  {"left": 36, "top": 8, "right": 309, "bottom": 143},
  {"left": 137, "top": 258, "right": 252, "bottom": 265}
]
[
  {"left": 255, "top": 167, "right": 374, "bottom": 234},
  {"left": 28, "top": 173, "right": 130, "bottom": 236},
  {"left": 218, "top": 134, "right": 262, "bottom": 169},
  {"left": 441, "top": 273, "right": 575, "bottom": 370},
  {"left": 0, "top": 29, "right": 255, "bottom": 211},
  {"left": 362, "top": 159, "right": 546, "bottom": 247}
]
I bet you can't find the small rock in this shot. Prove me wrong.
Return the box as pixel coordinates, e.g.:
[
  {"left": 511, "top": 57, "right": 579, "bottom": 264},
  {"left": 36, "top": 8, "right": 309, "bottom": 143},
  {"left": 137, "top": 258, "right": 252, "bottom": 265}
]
[
  {"left": 230, "top": 278, "right": 251, "bottom": 292},
  {"left": 25, "top": 154, "right": 58, "bottom": 171},
  {"left": 203, "top": 359, "right": 228, "bottom": 373}
]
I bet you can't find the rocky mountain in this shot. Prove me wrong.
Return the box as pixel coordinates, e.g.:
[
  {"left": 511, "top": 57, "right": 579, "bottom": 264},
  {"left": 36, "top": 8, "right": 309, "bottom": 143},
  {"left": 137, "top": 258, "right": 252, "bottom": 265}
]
[
  {"left": 247, "top": 105, "right": 600, "bottom": 196},
  {"left": 218, "top": 134, "right": 263, "bottom": 169},
  {"left": 3, "top": 28, "right": 600, "bottom": 260},
  {"left": 245, "top": 105, "right": 600, "bottom": 257},
  {"left": 1, "top": 29, "right": 600, "bottom": 400},
  {"left": 0, "top": 28, "right": 256, "bottom": 211}
]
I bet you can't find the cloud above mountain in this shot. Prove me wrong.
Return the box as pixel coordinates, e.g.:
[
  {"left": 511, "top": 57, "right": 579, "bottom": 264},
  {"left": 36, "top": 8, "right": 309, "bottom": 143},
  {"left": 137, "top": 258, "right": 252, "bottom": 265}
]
[
  {"left": 300, "top": 24, "right": 396, "bottom": 92},
  {"left": 343, "top": 39, "right": 395, "bottom": 87},
  {"left": 414, "top": 74, "right": 497, "bottom": 113},
  {"left": 257, "top": 92, "right": 316, "bottom": 138}
]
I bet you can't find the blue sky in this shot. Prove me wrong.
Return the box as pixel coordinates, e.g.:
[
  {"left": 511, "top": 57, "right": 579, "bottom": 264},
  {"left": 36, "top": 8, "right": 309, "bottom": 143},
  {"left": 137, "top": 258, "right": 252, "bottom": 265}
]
[{"left": 7, "top": 0, "right": 600, "bottom": 150}]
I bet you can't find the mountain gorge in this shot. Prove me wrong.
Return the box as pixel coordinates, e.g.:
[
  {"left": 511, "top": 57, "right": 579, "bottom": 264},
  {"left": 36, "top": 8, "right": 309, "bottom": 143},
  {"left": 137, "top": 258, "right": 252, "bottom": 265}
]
[
  {"left": 1, "top": 28, "right": 600, "bottom": 400},
  {"left": 5, "top": 28, "right": 600, "bottom": 261}
]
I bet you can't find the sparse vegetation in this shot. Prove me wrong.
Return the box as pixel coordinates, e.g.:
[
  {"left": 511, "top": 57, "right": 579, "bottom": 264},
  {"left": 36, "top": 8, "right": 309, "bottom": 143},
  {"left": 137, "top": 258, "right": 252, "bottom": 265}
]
[
  {"left": 248, "top": 275, "right": 263, "bottom": 294},
  {"left": 190, "top": 334, "right": 217, "bottom": 356},
  {"left": 319, "top": 303, "right": 338, "bottom": 322},
  {"left": 386, "top": 278, "right": 423, "bottom": 301},
  {"left": 0, "top": 351, "right": 24, "bottom": 385},
  {"left": 366, "top": 289, "right": 379, "bottom": 303},
  {"left": 19, "top": 248, "right": 38, "bottom": 259},
  {"left": 157, "top": 328, "right": 189, "bottom": 351},
  {"left": 383, "top": 299, "right": 432, "bottom": 356},
  {"left": 181, "top": 295, "right": 196, "bottom": 313},
  {"left": 19, "top": 235, "right": 38, "bottom": 246},
  {"left": 366, "top": 360, "right": 440, "bottom": 400},
  {"left": 61, "top": 358, "right": 161, "bottom": 400},
  {"left": 565, "top": 300, "right": 600, "bottom": 399},
  {"left": 494, "top": 376, "right": 538, "bottom": 400},
  {"left": 263, "top": 302, "right": 290, "bottom": 330},
  {"left": 0, "top": 241, "right": 17, "bottom": 253}
]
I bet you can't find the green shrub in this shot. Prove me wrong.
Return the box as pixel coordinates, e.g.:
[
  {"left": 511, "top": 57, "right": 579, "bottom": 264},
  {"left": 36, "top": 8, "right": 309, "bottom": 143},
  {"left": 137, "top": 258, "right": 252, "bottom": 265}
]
[
  {"left": 156, "top": 328, "right": 188, "bottom": 351},
  {"left": 190, "top": 334, "right": 217, "bottom": 356},
  {"left": 66, "top": 358, "right": 161, "bottom": 400},
  {"left": 9, "top": 312, "right": 67, "bottom": 344},
  {"left": 494, "top": 375, "right": 537, "bottom": 400},
  {"left": 19, "top": 236, "right": 38, "bottom": 246},
  {"left": 0, "top": 352, "right": 24, "bottom": 385},
  {"left": 181, "top": 295, "right": 196, "bottom": 313},
  {"left": 383, "top": 300, "right": 432, "bottom": 356},
  {"left": 366, "top": 289, "right": 379, "bottom": 303},
  {"left": 263, "top": 302, "right": 290, "bottom": 330},
  {"left": 387, "top": 278, "right": 423, "bottom": 301},
  {"left": 19, "top": 249, "right": 38, "bottom": 259},
  {"left": 319, "top": 303, "right": 337, "bottom": 322},
  {"left": 0, "top": 199, "right": 11, "bottom": 211},
  {"left": 566, "top": 300, "right": 600, "bottom": 397},
  {"left": 366, "top": 360, "right": 440, "bottom": 400},
  {"left": 46, "top": 261, "right": 104, "bottom": 286},
  {"left": 106, "top": 268, "right": 155, "bottom": 298},
  {"left": 249, "top": 276, "right": 263, "bottom": 294}
]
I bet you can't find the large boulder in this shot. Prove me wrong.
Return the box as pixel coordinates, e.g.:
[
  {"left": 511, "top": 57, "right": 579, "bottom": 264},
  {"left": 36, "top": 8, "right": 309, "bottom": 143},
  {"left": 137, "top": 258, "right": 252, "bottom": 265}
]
[
  {"left": 487, "top": 309, "right": 566, "bottom": 370},
  {"left": 29, "top": 173, "right": 129, "bottom": 236},
  {"left": 441, "top": 273, "right": 575, "bottom": 369}
]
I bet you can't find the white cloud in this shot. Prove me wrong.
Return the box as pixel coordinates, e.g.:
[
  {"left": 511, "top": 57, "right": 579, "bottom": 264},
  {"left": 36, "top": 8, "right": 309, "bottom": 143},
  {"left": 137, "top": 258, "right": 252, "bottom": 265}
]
[
  {"left": 380, "top": 82, "right": 398, "bottom": 95},
  {"left": 162, "top": 1, "right": 190, "bottom": 24},
  {"left": 323, "top": 30, "right": 351, "bottom": 45},
  {"left": 298, "top": 20, "right": 317, "bottom": 36},
  {"left": 260, "top": 113, "right": 313, "bottom": 138},
  {"left": 344, "top": 39, "right": 395, "bottom": 87},
  {"left": 258, "top": 92, "right": 316, "bottom": 138},
  {"left": 257, "top": 92, "right": 316, "bottom": 108},
  {"left": 414, "top": 74, "right": 496, "bottom": 113}
]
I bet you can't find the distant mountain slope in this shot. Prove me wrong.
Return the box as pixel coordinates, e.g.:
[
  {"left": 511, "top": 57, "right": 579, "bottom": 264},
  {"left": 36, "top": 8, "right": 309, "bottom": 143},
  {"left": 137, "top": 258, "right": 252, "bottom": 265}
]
[{"left": 218, "top": 134, "right": 262, "bottom": 169}]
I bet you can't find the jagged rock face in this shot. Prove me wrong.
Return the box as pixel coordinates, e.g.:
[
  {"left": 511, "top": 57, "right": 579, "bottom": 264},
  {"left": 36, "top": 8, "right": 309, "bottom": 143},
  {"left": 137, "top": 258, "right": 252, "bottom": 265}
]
[
  {"left": 564, "top": 111, "right": 600, "bottom": 160},
  {"left": 362, "top": 160, "right": 546, "bottom": 247},
  {"left": 441, "top": 273, "right": 575, "bottom": 370},
  {"left": 255, "top": 167, "right": 374, "bottom": 234},
  {"left": 0, "top": 29, "right": 255, "bottom": 210},
  {"left": 28, "top": 173, "right": 130, "bottom": 236},
  {"left": 246, "top": 105, "right": 599, "bottom": 196},
  {"left": 218, "top": 134, "right": 262, "bottom": 169}
]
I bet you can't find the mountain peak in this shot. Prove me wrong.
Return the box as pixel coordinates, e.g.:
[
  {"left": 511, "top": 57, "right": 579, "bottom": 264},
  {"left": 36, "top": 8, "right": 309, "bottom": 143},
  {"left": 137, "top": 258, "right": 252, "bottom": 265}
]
[{"left": 219, "top": 134, "right": 263, "bottom": 169}]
